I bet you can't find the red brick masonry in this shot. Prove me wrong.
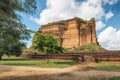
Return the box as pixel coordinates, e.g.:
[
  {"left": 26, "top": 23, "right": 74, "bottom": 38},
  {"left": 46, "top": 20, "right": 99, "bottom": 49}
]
[
  {"left": 38, "top": 17, "right": 98, "bottom": 48},
  {"left": 23, "top": 52, "right": 120, "bottom": 63}
]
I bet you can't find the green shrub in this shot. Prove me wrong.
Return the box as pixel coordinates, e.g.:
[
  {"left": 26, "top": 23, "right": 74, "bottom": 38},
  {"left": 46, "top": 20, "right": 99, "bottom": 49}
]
[{"left": 32, "top": 32, "right": 64, "bottom": 54}]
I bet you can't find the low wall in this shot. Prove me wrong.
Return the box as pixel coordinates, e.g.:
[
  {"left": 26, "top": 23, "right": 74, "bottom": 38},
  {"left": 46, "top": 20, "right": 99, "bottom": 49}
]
[
  {"left": 22, "top": 52, "right": 120, "bottom": 63},
  {"left": 24, "top": 53, "right": 82, "bottom": 60}
]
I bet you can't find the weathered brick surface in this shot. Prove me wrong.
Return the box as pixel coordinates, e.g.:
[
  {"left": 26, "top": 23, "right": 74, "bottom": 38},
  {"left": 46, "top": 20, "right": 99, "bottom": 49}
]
[
  {"left": 23, "top": 52, "right": 120, "bottom": 63},
  {"left": 38, "top": 17, "right": 98, "bottom": 48}
]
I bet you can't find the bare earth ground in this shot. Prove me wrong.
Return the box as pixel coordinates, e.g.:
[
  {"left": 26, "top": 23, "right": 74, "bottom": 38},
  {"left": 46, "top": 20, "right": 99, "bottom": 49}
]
[{"left": 0, "top": 64, "right": 120, "bottom": 80}]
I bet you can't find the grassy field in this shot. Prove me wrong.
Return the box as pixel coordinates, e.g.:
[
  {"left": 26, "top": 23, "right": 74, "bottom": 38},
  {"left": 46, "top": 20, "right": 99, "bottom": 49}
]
[
  {"left": 109, "top": 76, "right": 120, "bottom": 80},
  {"left": 0, "top": 56, "right": 77, "bottom": 68},
  {"left": 0, "top": 56, "right": 120, "bottom": 71},
  {"left": 95, "top": 62, "right": 120, "bottom": 72}
]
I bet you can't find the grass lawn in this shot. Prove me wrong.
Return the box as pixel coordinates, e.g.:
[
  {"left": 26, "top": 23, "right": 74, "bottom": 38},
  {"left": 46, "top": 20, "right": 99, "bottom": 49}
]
[
  {"left": 0, "top": 56, "right": 77, "bottom": 68},
  {"left": 95, "top": 62, "right": 120, "bottom": 72},
  {"left": 109, "top": 76, "right": 120, "bottom": 80},
  {"left": 0, "top": 56, "right": 120, "bottom": 71}
]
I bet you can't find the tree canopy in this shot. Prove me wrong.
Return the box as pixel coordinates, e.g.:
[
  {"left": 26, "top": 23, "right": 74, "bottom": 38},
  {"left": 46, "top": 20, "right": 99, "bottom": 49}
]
[
  {"left": 0, "top": 0, "right": 37, "bottom": 59},
  {"left": 32, "top": 33, "right": 64, "bottom": 54}
]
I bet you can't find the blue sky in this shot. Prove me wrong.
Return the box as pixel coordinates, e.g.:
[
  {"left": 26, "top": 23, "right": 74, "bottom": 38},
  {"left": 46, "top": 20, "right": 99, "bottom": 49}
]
[{"left": 20, "top": 0, "right": 120, "bottom": 50}]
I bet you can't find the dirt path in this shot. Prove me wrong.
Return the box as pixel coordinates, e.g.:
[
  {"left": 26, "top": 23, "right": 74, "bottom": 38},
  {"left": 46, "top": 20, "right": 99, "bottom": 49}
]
[{"left": 0, "top": 64, "right": 120, "bottom": 80}]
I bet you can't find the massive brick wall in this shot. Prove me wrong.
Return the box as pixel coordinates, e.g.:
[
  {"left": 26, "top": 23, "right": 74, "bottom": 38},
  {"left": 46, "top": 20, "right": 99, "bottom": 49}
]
[
  {"left": 38, "top": 17, "right": 98, "bottom": 48},
  {"left": 62, "top": 19, "right": 79, "bottom": 48},
  {"left": 39, "top": 24, "right": 60, "bottom": 35}
]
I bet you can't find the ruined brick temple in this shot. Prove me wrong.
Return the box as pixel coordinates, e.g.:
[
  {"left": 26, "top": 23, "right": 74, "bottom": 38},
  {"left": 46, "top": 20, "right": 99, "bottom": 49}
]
[{"left": 38, "top": 17, "right": 98, "bottom": 48}]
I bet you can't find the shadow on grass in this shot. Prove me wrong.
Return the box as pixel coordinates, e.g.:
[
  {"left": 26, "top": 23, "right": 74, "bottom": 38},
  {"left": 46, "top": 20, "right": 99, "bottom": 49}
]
[
  {"left": 0, "top": 72, "right": 110, "bottom": 80},
  {"left": 54, "top": 61, "right": 76, "bottom": 65},
  {"left": 0, "top": 74, "right": 69, "bottom": 80},
  {"left": 3, "top": 63, "right": 38, "bottom": 66},
  {"left": 1, "top": 58, "right": 31, "bottom": 61}
]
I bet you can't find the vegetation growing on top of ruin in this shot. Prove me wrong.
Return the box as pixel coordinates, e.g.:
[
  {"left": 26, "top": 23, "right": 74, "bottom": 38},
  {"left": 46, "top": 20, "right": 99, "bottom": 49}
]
[
  {"left": 74, "top": 17, "right": 88, "bottom": 24},
  {"left": 43, "top": 17, "right": 94, "bottom": 27},
  {"left": 80, "top": 20, "right": 88, "bottom": 24},
  {"left": 74, "top": 17, "right": 95, "bottom": 24},
  {"left": 43, "top": 20, "right": 66, "bottom": 27},
  {"left": 65, "top": 44, "right": 106, "bottom": 53},
  {"left": 47, "top": 22, "right": 65, "bottom": 25},
  {"left": 90, "top": 18, "right": 95, "bottom": 21}
]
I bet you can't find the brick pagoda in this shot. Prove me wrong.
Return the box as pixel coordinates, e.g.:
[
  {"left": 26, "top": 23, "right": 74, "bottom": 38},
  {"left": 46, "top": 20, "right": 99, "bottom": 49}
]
[{"left": 38, "top": 17, "right": 98, "bottom": 48}]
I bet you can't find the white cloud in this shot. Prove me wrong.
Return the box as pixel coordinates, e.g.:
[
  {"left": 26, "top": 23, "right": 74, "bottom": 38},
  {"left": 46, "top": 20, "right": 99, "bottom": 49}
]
[
  {"left": 98, "top": 26, "right": 120, "bottom": 50},
  {"left": 30, "top": 0, "right": 119, "bottom": 50},
  {"left": 102, "top": 0, "right": 118, "bottom": 5},
  {"left": 96, "top": 21, "right": 106, "bottom": 30},
  {"left": 32, "top": 0, "right": 105, "bottom": 25},
  {"left": 105, "top": 11, "right": 114, "bottom": 20}
]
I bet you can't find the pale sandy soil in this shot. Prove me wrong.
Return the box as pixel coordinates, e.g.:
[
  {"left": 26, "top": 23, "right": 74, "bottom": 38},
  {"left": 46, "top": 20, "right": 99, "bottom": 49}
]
[{"left": 0, "top": 64, "right": 120, "bottom": 80}]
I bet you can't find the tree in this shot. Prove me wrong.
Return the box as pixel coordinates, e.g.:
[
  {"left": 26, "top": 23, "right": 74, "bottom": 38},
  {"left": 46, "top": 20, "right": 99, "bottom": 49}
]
[
  {"left": 32, "top": 33, "right": 64, "bottom": 54},
  {"left": 0, "top": 0, "right": 37, "bottom": 59}
]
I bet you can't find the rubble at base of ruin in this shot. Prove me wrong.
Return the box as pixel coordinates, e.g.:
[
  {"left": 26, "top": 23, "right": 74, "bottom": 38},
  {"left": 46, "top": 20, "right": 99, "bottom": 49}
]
[{"left": 38, "top": 17, "right": 99, "bottom": 48}]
